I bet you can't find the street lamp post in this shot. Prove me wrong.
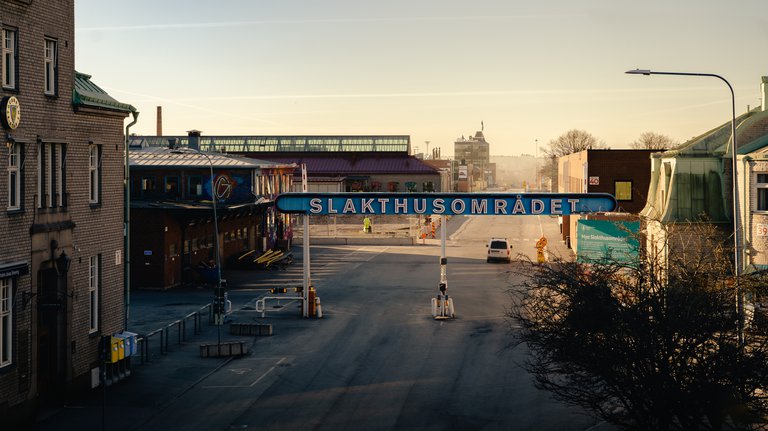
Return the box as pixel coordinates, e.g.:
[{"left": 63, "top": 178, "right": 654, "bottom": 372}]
[
  {"left": 626, "top": 68, "right": 744, "bottom": 346},
  {"left": 172, "top": 147, "right": 224, "bottom": 344}
]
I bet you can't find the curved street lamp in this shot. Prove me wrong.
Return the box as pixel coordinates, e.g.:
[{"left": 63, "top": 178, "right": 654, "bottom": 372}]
[
  {"left": 626, "top": 68, "right": 744, "bottom": 346},
  {"left": 170, "top": 147, "right": 225, "bottom": 341}
]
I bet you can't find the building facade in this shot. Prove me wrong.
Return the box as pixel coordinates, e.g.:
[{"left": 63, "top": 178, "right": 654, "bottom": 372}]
[
  {"left": 132, "top": 135, "right": 442, "bottom": 194},
  {"left": 454, "top": 130, "right": 492, "bottom": 191},
  {"left": 558, "top": 149, "right": 656, "bottom": 250},
  {"left": 642, "top": 77, "right": 768, "bottom": 275},
  {"left": 0, "top": 1, "right": 136, "bottom": 423},
  {"left": 128, "top": 146, "right": 295, "bottom": 289}
]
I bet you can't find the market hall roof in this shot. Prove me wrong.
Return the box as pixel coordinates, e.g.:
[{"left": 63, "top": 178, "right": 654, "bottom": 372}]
[
  {"left": 129, "top": 147, "right": 295, "bottom": 170},
  {"left": 261, "top": 155, "right": 439, "bottom": 175},
  {"left": 132, "top": 135, "right": 411, "bottom": 154}
]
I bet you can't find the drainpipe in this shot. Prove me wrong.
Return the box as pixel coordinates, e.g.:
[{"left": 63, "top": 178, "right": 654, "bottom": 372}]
[
  {"left": 743, "top": 155, "right": 752, "bottom": 269},
  {"left": 124, "top": 110, "right": 139, "bottom": 331}
]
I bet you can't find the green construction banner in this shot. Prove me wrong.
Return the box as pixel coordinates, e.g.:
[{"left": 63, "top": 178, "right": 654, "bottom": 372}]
[{"left": 576, "top": 219, "right": 640, "bottom": 264}]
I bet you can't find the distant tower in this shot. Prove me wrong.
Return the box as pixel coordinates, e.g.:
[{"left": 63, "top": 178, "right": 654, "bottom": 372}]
[
  {"left": 454, "top": 126, "right": 492, "bottom": 191},
  {"left": 425, "top": 141, "right": 431, "bottom": 159}
]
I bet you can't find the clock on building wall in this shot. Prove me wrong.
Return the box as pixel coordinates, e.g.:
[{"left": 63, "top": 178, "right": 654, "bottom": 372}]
[{"left": 0, "top": 96, "right": 21, "bottom": 130}]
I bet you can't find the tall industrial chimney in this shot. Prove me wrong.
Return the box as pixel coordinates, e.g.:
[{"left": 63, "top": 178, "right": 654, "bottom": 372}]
[{"left": 156, "top": 106, "right": 163, "bottom": 135}]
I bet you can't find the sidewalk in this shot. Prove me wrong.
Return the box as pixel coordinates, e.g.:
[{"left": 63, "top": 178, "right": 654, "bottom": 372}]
[{"left": 34, "top": 290, "right": 243, "bottom": 431}]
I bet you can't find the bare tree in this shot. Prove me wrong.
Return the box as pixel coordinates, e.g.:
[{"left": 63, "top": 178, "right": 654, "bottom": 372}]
[
  {"left": 631, "top": 132, "right": 677, "bottom": 150},
  {"left": 509, "top": 223, "right": 768, "bottom": 430},
  {"left": 544, "top": 129, "right": 604, "bottom": 157}
]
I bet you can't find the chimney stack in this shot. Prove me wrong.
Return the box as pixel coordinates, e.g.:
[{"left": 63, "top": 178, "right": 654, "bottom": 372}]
[
  {"left": 187, "top": 129, "right": 201, "bottom": 151},
  {"left": 156, "top": 106, "right": 163, "bottom": 135},
  {"left": 762, "top": 77, "right": 768, "bottom": 112}
]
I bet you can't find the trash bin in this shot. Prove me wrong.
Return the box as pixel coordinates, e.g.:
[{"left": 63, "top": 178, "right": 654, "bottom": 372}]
[{"left": 118, "top": 331, "right": 138, "bottom": 357}]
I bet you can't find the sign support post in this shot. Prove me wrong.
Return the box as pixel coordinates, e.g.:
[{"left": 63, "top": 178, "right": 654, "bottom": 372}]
[{"left": 301, "top": 164, "right": 310, "bottom": 318}]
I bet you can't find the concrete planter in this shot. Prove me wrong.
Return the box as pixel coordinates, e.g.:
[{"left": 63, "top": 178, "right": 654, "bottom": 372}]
[
  {"left": 199, "top": 341, "right": 248, "bottom": 358},
  {"left": 230, "top": 322, "right": 273, "bottom": 336}
]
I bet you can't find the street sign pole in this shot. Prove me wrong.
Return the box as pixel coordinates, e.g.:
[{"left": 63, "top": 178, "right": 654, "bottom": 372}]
[{"left": 301, "top": 164, "right": 310, "bottom": 318}]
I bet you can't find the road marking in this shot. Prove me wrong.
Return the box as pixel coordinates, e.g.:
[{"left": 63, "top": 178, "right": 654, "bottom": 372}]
[
  {"left": 202, "top": 357, "right": 288, "bottom": 389},
  {"left": 249, "top": 357, "right": 287, "bottom": 387}
]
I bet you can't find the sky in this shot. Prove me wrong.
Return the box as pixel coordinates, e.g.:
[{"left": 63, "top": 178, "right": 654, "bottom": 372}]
[{"left": 74, "top": 0, "right": 768, "bottom": 157}]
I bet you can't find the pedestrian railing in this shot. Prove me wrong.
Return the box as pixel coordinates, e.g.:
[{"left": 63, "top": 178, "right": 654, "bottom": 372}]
[{"left": 136, "top": 303, "right": 213, "bottom": 364}]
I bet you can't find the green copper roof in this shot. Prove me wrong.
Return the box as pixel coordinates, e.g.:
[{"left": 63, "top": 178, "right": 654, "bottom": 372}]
[{"left": 73, "top": 71, "right": 136, "bottom": 113}]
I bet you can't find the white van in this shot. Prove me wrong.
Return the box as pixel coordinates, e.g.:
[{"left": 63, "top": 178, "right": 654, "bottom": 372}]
[{"left": 486, "top": 238, "right": 512, "bottom": 263}]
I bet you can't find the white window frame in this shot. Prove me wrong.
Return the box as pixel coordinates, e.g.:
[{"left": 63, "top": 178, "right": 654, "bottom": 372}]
[
  {"left": 0, "top": 278, "right": 12, "bottom": 367},
  {"left": 55, "top": 144, "right": 63, "bottom": 207},
  {"left": 2, "top": 27, "right": 16, "bottom": 90},
  {"left": 46, "top": 143, "right": 54, "bottom": 207},
  {"left": 88, "top": 145, "right": 99, "bottom": 204},
  {"left": 89, "top": 255, "right": 100, "bottom": 333},
  {"left": 757, "top": 173, "right": 768, "bottom": 212},
  {"left": 36, "top": 144, "right": 42, "bottom": 208},
  {"left": 44, "top": 38, "right": 56, "bottom": 95},
  {"left": 7, "top": 142, "right": 20, "bottom": 210},
  {"left": 38, "top": 143, "right": 65, "bottom": 208}
]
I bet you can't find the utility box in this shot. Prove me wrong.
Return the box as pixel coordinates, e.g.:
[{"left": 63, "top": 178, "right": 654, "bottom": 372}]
[
  {"left": 117, "top": 331, "right": 138, "bottom": 357},
  {"left": 110, "top": 336, "right": 125, "bottom": 362},
  {"left": 108, "top": 337, "right": 120, "bottom": 363}
]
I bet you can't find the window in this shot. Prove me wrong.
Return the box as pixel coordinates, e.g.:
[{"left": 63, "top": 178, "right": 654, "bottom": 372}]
[
  {"left": 164, "top": 176, "right": 179, "bottom": 197},
  {"left": 37, "top": 143, "right": 66, "bottom": 208},
  {"left": 615, "top": 181, "right": 633, "bottom": 201},
  {"left": 44, "top": 38, "right": 57, "bottom": 95},
  {"left": 88, "top": 255, "right": 100, "bottom": 333},
  {"left": 757, "top": 174, "right": 768, "bottom": 211},
  {"left": 0, "top": 278, "right": 12, "bottom": 367},
  {"left": 88, "top": 145, "right": 101, "bottom": 204},
  {"left": 2, "top": 28, "right": 17, "bottom": 89},
  {"left": 188, "top": 175, "right": 203, "bottom": 197},
  {"left": 141, "top": 177, "right": 156, "bottom": 195},
  {"left": 7, "top": 142, "right": 21, "bottom": 210}
]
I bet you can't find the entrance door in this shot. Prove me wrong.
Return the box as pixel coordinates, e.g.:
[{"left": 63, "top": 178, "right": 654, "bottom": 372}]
[{"left": 36, "top": 267, "right": 66, "bottom": 400}]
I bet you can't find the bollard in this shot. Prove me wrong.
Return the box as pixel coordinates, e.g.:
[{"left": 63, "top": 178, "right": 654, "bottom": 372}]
[
  {"left": 308, "top": 288, "right": 316, "bottom": 317},
  {"left": 315, "top": 296, "right": 323, "bottom": 318}
]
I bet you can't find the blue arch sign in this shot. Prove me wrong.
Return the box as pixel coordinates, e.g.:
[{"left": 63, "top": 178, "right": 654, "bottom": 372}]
[{"left": 275, "top": 192, "right": 617, "bottom": 216}]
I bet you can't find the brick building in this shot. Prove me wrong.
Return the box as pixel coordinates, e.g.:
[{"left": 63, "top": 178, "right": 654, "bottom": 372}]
[
  {"left": 0, "top": 1, "right": 136, "bottom": 424},
  {"left": 127, "top": 145, "right": 295, "bottom": 289},
  {"left": 558, "top": 149, "right": 656, "bottom": 250}
]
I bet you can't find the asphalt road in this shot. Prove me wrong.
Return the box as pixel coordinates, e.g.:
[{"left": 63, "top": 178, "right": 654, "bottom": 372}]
[{"left": 131, "top": 214, "right": 609, "bottom": 431}]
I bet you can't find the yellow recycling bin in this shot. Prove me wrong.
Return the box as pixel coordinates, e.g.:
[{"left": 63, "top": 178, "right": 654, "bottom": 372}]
[{"left": 108, "top": 336, "right": 125, "bottom": 363}]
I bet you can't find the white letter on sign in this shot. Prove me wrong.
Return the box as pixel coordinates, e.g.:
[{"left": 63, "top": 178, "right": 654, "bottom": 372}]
[
  {"left": 361, "top": 198, "right": 374, "bottom": 213},
  {"left": 377, "top": 198, "right": 390, "bottom": 212},
  {"left": 309, "top": 198, "right": 322, "bottom": 214},
  {"left": 343, "top": 199, "right": 356, "bottom": 214},
  {"left": 568, "top": 199, "right": 579, "bottom": 213},
  {"left": 433, "top": 198, "right": 445, "bottom": 214},
  {"left": 471, "top": 199, "right": 487, "bottom": 214},
  {"left": 414, "top": 199, "right": 427, "bottom": 214},
  {"left": 531, "top": 199, "right": 544, "bottom": 214},
  {"left": 551, "top": 199, "right": 562, "bottom": 214},
  {"left": 451, "top": 199, "right": 465, "bottom": 214},
  {"left": 394, "top": 199, "right": 407, "bottom": 214},
  {"left": 494, "top": 199, "right": 507, "bottom": 214}
]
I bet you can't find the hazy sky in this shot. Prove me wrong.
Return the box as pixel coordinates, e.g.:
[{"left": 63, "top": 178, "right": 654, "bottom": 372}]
[{"left": 75, "top": 0, "right": 768, "bottom": 156}]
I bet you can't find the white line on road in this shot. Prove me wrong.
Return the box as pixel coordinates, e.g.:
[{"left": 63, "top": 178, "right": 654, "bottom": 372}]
[
  {"left": 202, "top": 357, "right": 287, "bottom": 389},
  {"left": 250, "top": 357, "right": 287, "bottom": 387}
]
